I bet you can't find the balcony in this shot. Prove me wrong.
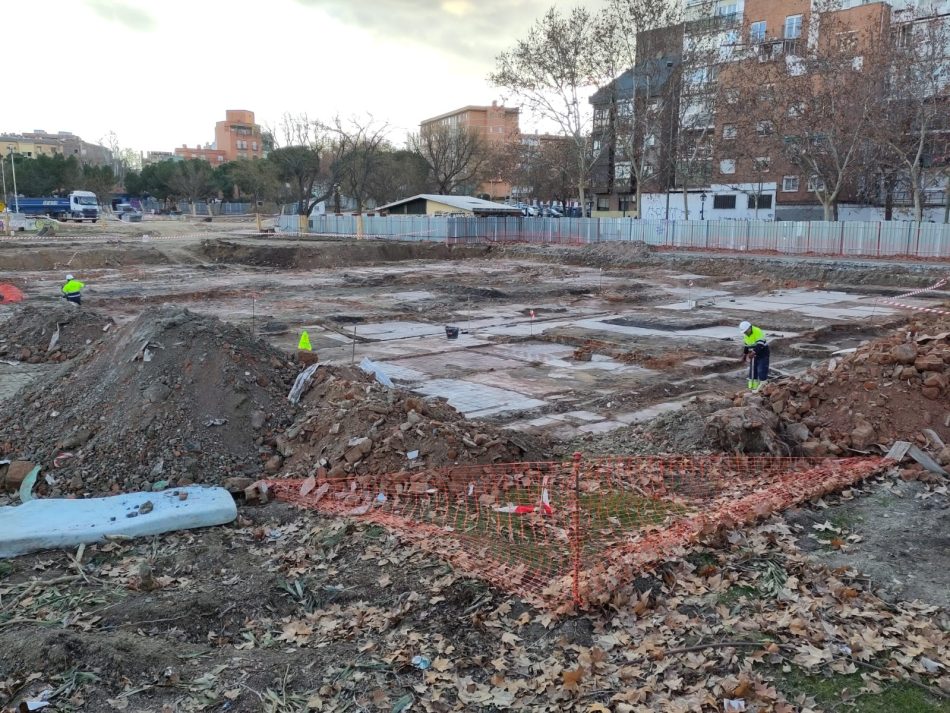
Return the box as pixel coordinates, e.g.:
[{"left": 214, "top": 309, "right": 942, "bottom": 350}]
[
  {"left": 755, "top": 38, "right": 802, "bottom": 61},
  {"left": 686, "top": 12, "right": 740, "bottom": 35}
]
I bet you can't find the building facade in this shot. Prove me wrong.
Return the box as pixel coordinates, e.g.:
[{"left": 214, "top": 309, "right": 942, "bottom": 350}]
[
  {"left": 214, "top": 110, "right": 264, "bottom": 161},
  {"left": 593, "top": 0, "right": 950, "bottom": 220},
  {"left": 0, "top": 131, "right": 112, "bottom": 166},
  {"left": 173, "top": 145, "right": 228, "bottom": 164},
  {"left": 420, "top": 102, "right": 520, "bottom": 199}
]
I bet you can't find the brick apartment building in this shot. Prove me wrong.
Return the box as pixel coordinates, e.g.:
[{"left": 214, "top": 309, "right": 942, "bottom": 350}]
[
  {"left": 215, "top": 110, "right": 264, "bottom": 161},
  {"left": 420, "top": 102, "right": 520, "bottom": 199},
  {"left": 591, "top": 0, "right": 949, "bottom": 220},
  {"left": 173, "top": 109, "right": 264, "bottom": 165}
]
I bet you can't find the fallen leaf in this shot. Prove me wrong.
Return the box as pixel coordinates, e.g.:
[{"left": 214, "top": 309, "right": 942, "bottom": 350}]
[{"left": 562, "top": 667, "right": 584, "bottom": 690}]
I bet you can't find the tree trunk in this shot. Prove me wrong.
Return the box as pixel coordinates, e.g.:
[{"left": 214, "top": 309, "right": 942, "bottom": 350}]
[
  {"left": 822, "top": 199, "right": 834, "bottom": 221},
  {"left": 682, "top": 185, "right": 689, "bottom": 221},
  {"left": 635, "top": 182, "right": 642, "bottom": 219},
  {"left": 944, "top": 182, "right": 949, "bottom": 224},
  {"left": 884, "top": 177, "right": 893, "bottom": 221},
  {"left": 911, "top": 167, "right": 923, "bottom": 222}
]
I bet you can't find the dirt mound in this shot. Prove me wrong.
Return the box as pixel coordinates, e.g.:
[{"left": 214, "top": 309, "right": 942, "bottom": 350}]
[
  {"left": 575, "top": 241, "right": 655, "bottom": 267},
  {"left": 758, "top": 322, "right": 950, "bottom": 457},
  {"left": 0, "top": 306, "right": 298, "bottom": 496},
  {"left": 276, "top": 365, "right": 542, "bottom": 480},
  {"left": 0, "top": 304, "right": 114, "bottom": 362}
]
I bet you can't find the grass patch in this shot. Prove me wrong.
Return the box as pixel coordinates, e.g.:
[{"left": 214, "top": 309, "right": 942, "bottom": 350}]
[
  {"left": 718, "top": 584, "right": 761, "bottom": 605},
  {"left": 0, "top": 561, "right": 12, "bottom": 580},
  {"left": 776, "top": 667, "right": 950, "bottom": 713}
]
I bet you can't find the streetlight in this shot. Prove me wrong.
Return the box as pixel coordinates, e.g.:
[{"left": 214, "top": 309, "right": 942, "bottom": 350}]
[
  {"left": 700, "top": 191, "right": 707, "bottom": 220},
  {"left": 7, "top": 148, "right": 18, "bottom": 213}
]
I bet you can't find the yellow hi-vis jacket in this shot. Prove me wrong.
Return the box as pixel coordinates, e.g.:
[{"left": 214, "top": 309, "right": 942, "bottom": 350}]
[
  {"left": 62, "top": 279, "right": 84, "bottom": 295},
  {"left": 743, "top": 325, "right": 767, "bottom": 354}
]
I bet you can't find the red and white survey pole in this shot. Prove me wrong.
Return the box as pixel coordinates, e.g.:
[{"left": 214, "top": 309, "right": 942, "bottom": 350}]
[{"left": 529, "top": 309, "right": 535, "bottom": 336}]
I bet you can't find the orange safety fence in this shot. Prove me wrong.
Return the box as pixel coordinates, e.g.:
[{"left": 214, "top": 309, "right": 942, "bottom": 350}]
[{"left": 266, "top": 453, "right": 884, "bottom": 612}]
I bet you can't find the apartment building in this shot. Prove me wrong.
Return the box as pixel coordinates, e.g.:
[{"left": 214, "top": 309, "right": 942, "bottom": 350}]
[
  {"left": 0, "top": 131, "right": 112, "bottom": 166},
  {"left": 594, "top": 0, "right": 949, "bottom": 220},
  {"left": 214, "top": 110, "right": 264, "bottom": 161},
  {"left": 420, "top": 102, "right": 520, "bottom": 199},
  {"left": 173, "top": 145, "right": 228, "bottom": 164}
]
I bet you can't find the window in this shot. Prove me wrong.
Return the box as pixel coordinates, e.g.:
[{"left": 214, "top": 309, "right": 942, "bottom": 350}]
[
  {"left": 596, "top": 197, "right": 610, "bottom": 210},
  {"left": 750, "top": 21, "right": 766, "bottom": 42},
  {"left": 724, "top": 89, "right": 740, "bottom": 104},
  {"left": 756, "top": 120, "right": 774, "bottom": 136},
  {"left": 782, "top": 175, "right": 800, "bottom": 192},
  {"left": 748, "top": 194, "right": 773, "bottom": 209},
  {"left": 592, "top": 139, "right": 602, "bottom": 153},
  {"left": 713, "top": 194, "right": 737, "bottom": 209},
  {"left": 852, "top": 56, "right": 864, "bottom": 71},
  {"left": 717, "top": 3, "right": 737, "bottom": 16},
  {"left": 723, "top": 124, "right": 737, "bottom": 140},
  {"left": 618, "top": 100, "right": 633, "bottom": 117},
  {"left": 644, "top": 134, "right": 656, "bottom": 147},
  {"left": 787, "top": 102, "right": 805, "bottom": 118},
  {"left": 807, "top": 175, "right": 825, "bottom": 192},
  {"left": 753, "top": 156, "right": 771, "bottom": 172},
  {"left": 719, "top": 158, "right": 736, "bottom": 174},
  {"left": 614, "top": 162, "right": 631, "bottom": 180},
  {"left": 252, "top": 142, "right": 258, "bottom": 151},
  {"left": 784, "top": 14, "right": 803, "bottom": 39}
]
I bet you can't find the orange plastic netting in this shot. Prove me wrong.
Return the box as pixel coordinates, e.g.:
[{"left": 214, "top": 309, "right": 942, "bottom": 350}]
[{"left": 267, "top": 454, "right": 884, "bottom": 611}]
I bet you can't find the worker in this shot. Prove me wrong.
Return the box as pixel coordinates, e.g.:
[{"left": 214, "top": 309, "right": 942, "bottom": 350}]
[
  {"left": 61, "top": 274, "right": 85, "bottom": 305},
  {"left": 739, "top": 320, "right": 770, "bottom": 390}
]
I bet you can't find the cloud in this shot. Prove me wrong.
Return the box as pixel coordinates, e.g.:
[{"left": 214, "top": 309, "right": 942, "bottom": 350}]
[
  {"left": 84, "top": 0, "right": 156, "bottom": 32},
  {"left": 294, "top": 0, "right": 596, "bottom": 64}
]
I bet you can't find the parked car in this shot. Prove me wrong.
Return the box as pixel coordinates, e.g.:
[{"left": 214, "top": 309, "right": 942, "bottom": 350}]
[
  {"left": 115, "top": 203, "right": 143, "bottom": 222},
  {"left": 540, "top": 207, "right": 562, "bottom": 218}
]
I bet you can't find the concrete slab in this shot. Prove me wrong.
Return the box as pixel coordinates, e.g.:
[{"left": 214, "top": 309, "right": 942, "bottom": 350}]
[
  {"left": 578, "top": 420, "right": 626, "bottom": 434},
  {"left": 412, "top": 379, "right": 546, "bottom": 418},
  {"left": 386, "top": 351, "right": 523, "bottom": 378},
  {"left": 351, "top": 321, "right": 445, "bottom": 340},
  {"left": 482, "top": 342, "right": 578, "bottom": 362},
  {"left": 375, "top": 362, "right": 429, "bottom": 382},
  {"left": 615, "top": 399, "right": 691, "bottom": 424},
  {"left": 562, "top": 410, "right": 604, "bottom": 423}
]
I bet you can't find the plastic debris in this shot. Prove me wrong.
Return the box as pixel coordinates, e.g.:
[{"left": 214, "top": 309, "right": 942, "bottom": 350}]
[
  {"left": 359, "top": 357, "right": 394, "bottom": 387},
  {"left": 288, "top": 363, "right": 319, "bottom": 404},
  {"left": 411, "top": 655, "right": 431, "bottom": 670},
  {"left": 18, "top": 465, "right": 40, "bottom": 503}
]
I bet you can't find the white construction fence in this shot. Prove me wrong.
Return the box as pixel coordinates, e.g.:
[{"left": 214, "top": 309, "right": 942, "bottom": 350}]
[{"left": 275, "top": 214, "right": 950, "bottom": 259}]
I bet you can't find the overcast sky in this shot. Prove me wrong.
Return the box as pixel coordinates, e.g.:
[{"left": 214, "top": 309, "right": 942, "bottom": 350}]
[{"left": 5, "top": 0, "right": 599, "bottom": 156}]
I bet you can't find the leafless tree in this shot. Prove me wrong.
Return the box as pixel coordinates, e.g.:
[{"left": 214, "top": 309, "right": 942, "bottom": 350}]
[
  {"left": 491, "top": 5, "right": 613, "bottom": 211},
  {"left": 330, "top": 116, "right": 391, "bottom": 212},
  {"left": 726, "top": 0, "right": 888, "bottom": 220},
  {"left": 408, "top": 124, "right": 489, "bottom": 195},
  {"left": 513, "top": 136, "right": 581, "bottom": 203},
  {"left": 874, "top": 9, "right": 950, "bottom": 221},
  {"left": 595, "top": 0, "right": 683, "bottom": 216}
]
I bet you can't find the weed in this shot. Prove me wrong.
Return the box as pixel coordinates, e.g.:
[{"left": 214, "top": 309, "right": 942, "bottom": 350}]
[{"left": 776, "top": 666, "right": 949, "bottom": 713}]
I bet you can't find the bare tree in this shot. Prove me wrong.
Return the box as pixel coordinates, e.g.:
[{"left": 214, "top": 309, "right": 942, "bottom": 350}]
[
  {"left": 268, "top": 113, "right": 350, "bottom": 226},
  {"left": 514, "top": 136, "right": 581, "bottom": 204},
  {"left": 726, "top": 0, "right": 888, "bottom": 220},
  {"left": 330, "top": 116, "right": 390, "bottom": 212},
  {"left": 491, "top": 6, "right": 612, "bottom": 212},
  {"left": 595, "top": 0, "right": 683, "bottom": 217},
  {"left": 875, "top": 9, "right": 950, "bottom": 221},
  {"left": 408, "top": 124, "right": 489, "bottom": 195}
]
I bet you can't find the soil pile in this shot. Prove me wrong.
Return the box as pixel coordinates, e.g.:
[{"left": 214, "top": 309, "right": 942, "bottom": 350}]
[
  {"left": 692, "top": 321, "right": 950, "bottom": 457},
  {"left": 0, "top": 304, "right": 114, "bottom": 362},
  {"left": 0, "top": 306, "right": 298, "bottom": 496},
  {"left": 276, "top": 365, "right": 542, "bottom": 480},
  {"left": 758, "top": 323, "right": 950, "bottom": 456}
]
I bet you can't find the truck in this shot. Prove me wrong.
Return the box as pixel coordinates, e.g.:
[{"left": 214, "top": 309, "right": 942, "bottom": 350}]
[{"left": 13, "top": 190, "right": 100, "bottom": 222}]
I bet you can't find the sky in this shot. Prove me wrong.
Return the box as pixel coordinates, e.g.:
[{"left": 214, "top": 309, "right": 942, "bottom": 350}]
[{"left": 5, "top": 0, "right": 599, "bottom": 157}]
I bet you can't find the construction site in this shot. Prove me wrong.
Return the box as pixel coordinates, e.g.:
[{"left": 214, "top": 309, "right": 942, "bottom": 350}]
[{"left": 0, "top": 219, "right": 948, "bottom": 713}]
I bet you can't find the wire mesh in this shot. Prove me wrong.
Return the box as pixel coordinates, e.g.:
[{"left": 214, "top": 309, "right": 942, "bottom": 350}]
[{"left": 267, "top": 454, "right": 884, "bottom": 611}]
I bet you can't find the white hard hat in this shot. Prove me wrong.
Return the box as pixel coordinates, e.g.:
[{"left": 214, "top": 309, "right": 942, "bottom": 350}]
[
  {"left": 65, "top": 274, "right": 74, "bottom": 281},
  {"left": 739, "top": 321, "right": 751, "bottom": 333}
]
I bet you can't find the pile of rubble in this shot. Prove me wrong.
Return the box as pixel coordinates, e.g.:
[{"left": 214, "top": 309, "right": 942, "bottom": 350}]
[
  {"left": 271, "top": 365, "right": 541, "bottom": 482},
  {"left": 704, "top": 322, "right": 950, "bottom": 460},
  {"left": 0, "top": 304, "right": 114, "bottom": 362},
  {"left": 0, "top": 307, "right": 298, "bottom": 496}
]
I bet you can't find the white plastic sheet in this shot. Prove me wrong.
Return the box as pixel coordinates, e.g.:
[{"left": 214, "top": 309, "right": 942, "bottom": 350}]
[{"left": 360, "top": 357, "right": 394, "bottom": 387}]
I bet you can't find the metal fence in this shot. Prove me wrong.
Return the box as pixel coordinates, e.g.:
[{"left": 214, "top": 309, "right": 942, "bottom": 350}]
[{"left": 280, "top": 214, "right": 950, "bottom": 259}]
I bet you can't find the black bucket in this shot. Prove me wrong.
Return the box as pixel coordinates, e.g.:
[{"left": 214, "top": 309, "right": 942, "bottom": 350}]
[{"left": 445, "top": 326, "right": 460, "bottom": 340}]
